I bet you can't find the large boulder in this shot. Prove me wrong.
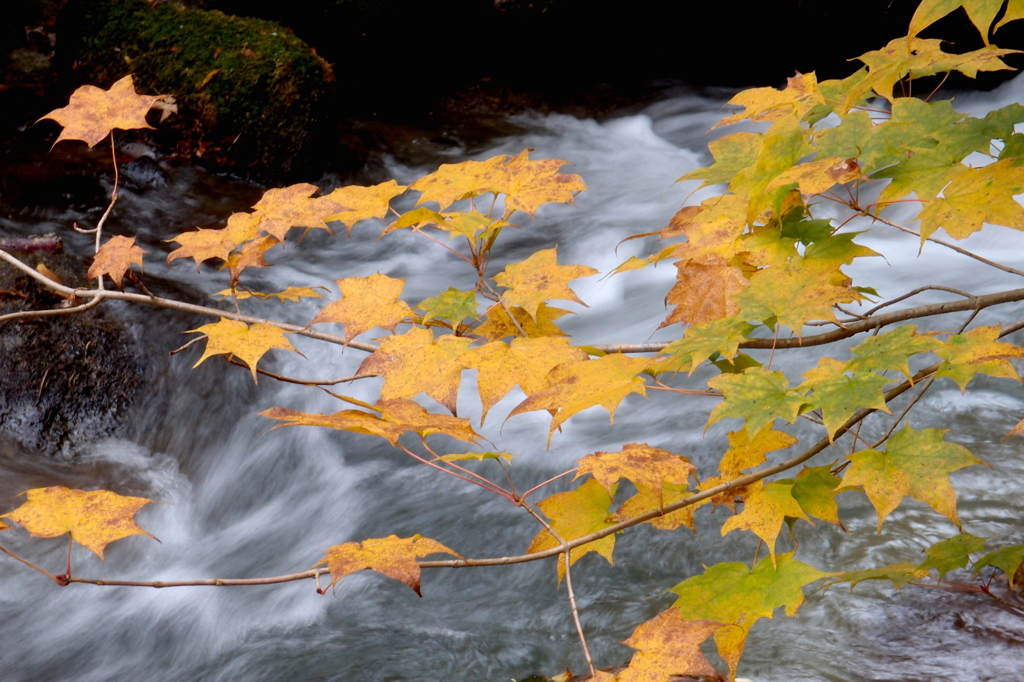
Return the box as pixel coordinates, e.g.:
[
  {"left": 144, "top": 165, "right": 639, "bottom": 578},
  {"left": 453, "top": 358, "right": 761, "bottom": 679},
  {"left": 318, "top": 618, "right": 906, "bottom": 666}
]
[{"left": 56, "top": 0, "right": 336, "bottom": 181}]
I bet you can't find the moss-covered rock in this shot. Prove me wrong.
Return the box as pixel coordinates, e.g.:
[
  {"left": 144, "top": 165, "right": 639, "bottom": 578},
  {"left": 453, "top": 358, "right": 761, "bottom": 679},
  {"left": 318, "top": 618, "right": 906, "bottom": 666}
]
[{"left": 57, "top": 0, "right": 336, "bottom": 180}]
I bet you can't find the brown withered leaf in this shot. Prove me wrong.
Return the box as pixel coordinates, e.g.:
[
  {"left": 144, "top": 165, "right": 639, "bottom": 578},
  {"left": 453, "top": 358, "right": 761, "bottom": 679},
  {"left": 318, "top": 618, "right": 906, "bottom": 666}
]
[
  {"left": 508, "top": 354, "right": 649, "bottom": 444},
  {"left": 322, "top": 180, "right": 408, "bottom": 235},
  {"left": 493, "top": 247, "right": 598, "bottom": 320},
  {"left": 460, "top": 337, "right": 589, "bottom": 422},
  {"left": 166, "top": 212, "right": 262, "bottom": 270},
  {"left": 618, "top": 611, "right": 722, "bottom": 682},
  {"left": 659, "top": 260, "right": 748, "bottom": 328},
  {"left": 357, "top": 328, "right": 471, "bottom": 413},
  {"left": 189, "top": 319, "right": 299, "bottom": 382},
  {"left": 40, "top": 75, "right": 161, "bottom": 148},
  {"left": 261, "top": 398, "right": 482, "bottom": 445},
  {"left": 315, "top": 534, "right": 461, "bottom": 595},
  {"left": 252, "top": 183, "right": 337, "bottom": 241},
  {"left": 88, "top": 235, "right": 147, "bottom": 288},
  {"left": 309, "top": 273, "right": 413, "bottom": 344},
  {"left": 576, "top": 443, "right": 695, "bottom": 499},
  {"left": 474, "top": 302, "right": 571, "bottom": 340},
  {"left": 2, "top": 486, "right": 156, "bottom": 559}
]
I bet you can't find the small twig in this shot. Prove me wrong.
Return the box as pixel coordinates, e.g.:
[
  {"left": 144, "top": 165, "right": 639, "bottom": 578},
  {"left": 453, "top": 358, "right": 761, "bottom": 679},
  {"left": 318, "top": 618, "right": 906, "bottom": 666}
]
[
  {"left": 564, "top": 551, "right": 596, "bottom": 678},
  {"left": 871, "top": 373, "right": 937, "bottom": 449},
  {"left": 869, "top": 213, "right": 1024, "bottom": 278},
  {"left": 0, "top": 294, "right": 103, "bottom": 325},
  {"left": 862, "top": 286, "right": 977, "bottom": 317},
  {"left": 222, "top": 357, "right": 372, "bottom": 387},
  {"left": 520, "top": 468, "right": 579, "bottom": 503},
  {"left": 0, "top": 542, "right": 62, "bottom": 585},
  {"left": 396, "top": 444, "right": 513, "bottom": 501}
]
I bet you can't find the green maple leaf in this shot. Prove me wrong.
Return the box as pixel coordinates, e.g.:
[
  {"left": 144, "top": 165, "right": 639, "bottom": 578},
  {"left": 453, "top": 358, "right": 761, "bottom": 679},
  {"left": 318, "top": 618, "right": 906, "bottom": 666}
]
[
  {"left": 707, "top": 367, "right": 807, "bottom": 436},
  {"left": 656, "top": 316, "right": 755, "bottom": 375},
  {"left": 733, "top": 264, "right": 855, "bottom": 334},
  {"left": 729, "top": 117, "right": 813, "bottom": 207},
  {"left": 823, "top": 561, "right": 929, "bottom": 590},
  {"left": 527, "top": 478, "right": 617, "bottom": 582},
  {"left": 790, "top": 465, "right": 844, "bottom": 528},
  {"left": 917, "top": 532, "right": 988, "bottom": 579},
  {"left": 935, "top": 324, "right": 1024, "bottom": 391},
  {"left": 974, "top": 545, "right": 1024, "bottom": 588},
  {"left": 800, "top": 357, "right": 892, "bottom": 440},
  {"left": 680, "top": 131, "right": 763, "bottom": 187},
  {"left": 856, "top": 37, "right": 1016, "bottom": 102},
  {"left": 846, "top": 325, "right": 943, "bottom": 382},
  {"left": 670, "top": 553, "right": 828, "bottom": 680},
  {"left": 918, "top": 160, "right": 1024, "bottom": 240},
  {"left": 873, "top": 149, "right": 966, "bottom": 205},
  {"left": 417, "top": 288, "right": 478, "bottom": 327},
  {"left": 842, "top": 426, "right": 985, "bottom": 531}
]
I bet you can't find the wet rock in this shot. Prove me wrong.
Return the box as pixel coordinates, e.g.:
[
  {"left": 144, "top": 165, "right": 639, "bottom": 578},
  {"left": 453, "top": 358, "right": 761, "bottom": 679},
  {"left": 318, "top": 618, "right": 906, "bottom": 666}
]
[
  {"left": 122, "top": 155, "right": 169, "bottom": 190},
  {"left": 0, "top": 248, "right": 143, "bottom": 457},
  {"left": 56, "top": 0, "right": 336, "bottom": 182}
]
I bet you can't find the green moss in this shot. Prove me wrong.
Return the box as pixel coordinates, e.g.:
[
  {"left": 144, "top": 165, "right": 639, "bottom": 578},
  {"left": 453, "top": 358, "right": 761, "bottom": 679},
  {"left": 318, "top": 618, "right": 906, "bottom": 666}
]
[{"left": 60, "top": 0, "right": 335, "bottom": 178}]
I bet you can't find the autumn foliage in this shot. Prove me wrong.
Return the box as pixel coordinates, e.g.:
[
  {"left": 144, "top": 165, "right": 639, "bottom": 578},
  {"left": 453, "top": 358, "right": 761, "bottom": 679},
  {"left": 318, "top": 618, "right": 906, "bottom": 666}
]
[{"left": 10, "top": 1, "right": 1024, "bottom": 679}]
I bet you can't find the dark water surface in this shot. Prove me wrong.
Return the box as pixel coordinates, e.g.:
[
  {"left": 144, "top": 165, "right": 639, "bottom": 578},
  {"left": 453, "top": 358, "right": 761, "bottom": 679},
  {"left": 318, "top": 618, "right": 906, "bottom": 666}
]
[{"left": 2, "top": 77, "right": 1024, "bottom": 681}]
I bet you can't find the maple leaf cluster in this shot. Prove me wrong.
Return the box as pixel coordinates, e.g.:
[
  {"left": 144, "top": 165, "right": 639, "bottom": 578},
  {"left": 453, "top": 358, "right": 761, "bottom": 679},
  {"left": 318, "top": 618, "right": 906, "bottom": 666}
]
[{"left": 16, "top": 5, "right": 1024, "bottom": 680}]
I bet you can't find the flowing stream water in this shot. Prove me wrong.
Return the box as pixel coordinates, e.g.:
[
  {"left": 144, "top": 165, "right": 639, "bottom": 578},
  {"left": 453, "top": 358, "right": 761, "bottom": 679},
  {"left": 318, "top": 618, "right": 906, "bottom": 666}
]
[{"left": 3, "top": 76, "right": 1024, "bottom": 681}]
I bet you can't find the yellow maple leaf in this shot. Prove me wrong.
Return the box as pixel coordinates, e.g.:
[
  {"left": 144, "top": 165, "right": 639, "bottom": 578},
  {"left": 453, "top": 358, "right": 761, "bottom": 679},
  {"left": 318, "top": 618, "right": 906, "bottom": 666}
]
[
  {"left": 721, "top": 480, "right": 811, "bottom": 565},
  {"left": 2, "top": 486, "right": 156, "bottom": 559},
  {"left": 322, "top": 180, "right": 408, "bottom": 235},
  {"left": 314, "top": 534, "right": 461, "bottom": 595},
  {"left": 766, "top": 156, "right": 863, "bottom": 197},
  {"left": 309, "top": 273, "right": 413, "bottom": 344},
  {"left": 252, "top": 183, "right": 337, "bottom": 241},
  {"left": 508, "top": 354, "right": 649, "bottom": 444},
  {"left": 473, "top": 302, "right": 571, "bottom": 340},
  {"left": 87, "top": 235, "right": 147, "bottom": 289},
  {"left": 917, "top": 160, "right": 1024, "bottom": 240},
  {"left": 617, "top": 612, "right": 722, "bottom": 682},
  {"left": 576, "top": 442, "right": 695, "bottom": 499},
  {"left": 527, "top": 478, "right": 617, "bottom": 582},
  {"left": 166, "top": 211, "right": 262, "bottom": 270},
  {"left": 493, "top": 247, "right": 598, "bottom": 321},
  {"left": 261, "top": 398, "right": 482, "bottom": 445},
  {"left": 500, "top": 149, "right": 587, "bottom": 217},
  {"left": 715, "top": 71, "right": 825, "bottom": 128},
  {"left": 39, "top": 75, "right": 162, "bottom": 148},
  {"left": 460, "top": 337, "right": 589, "bottom": 422},
  {"left": 410, "top": 155, "right": 511, "bottom": 210},
  {"left": 223, "top": 235, "right": 278, "bottom": 285},
  {"left": 188, "top": 319, "right": 299, "bottom": 382},
  {"left": 614, "top": 481, "right": 696, "bottom": 532},
  {"left": 356, "top": 328, "right": 471, "bottom": 413}
]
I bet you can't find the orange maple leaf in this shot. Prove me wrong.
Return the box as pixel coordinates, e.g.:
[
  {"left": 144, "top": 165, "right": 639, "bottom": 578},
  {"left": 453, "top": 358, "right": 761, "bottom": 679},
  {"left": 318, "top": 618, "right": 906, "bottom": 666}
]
[
  {"left": 39, "top": 75, "right": 162, "bottom": 148},
  {"left": 2, "top": 486, "right": 156, "bottom": 559},
  {"left": 577, "top": 443, "right": 696, "bottom": 499},
  {"left": 618, "top": 611, "right": 723, "bottom": 682},
  {"left": 87, "top": 235, "right": 147, "bottom": 288}
]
